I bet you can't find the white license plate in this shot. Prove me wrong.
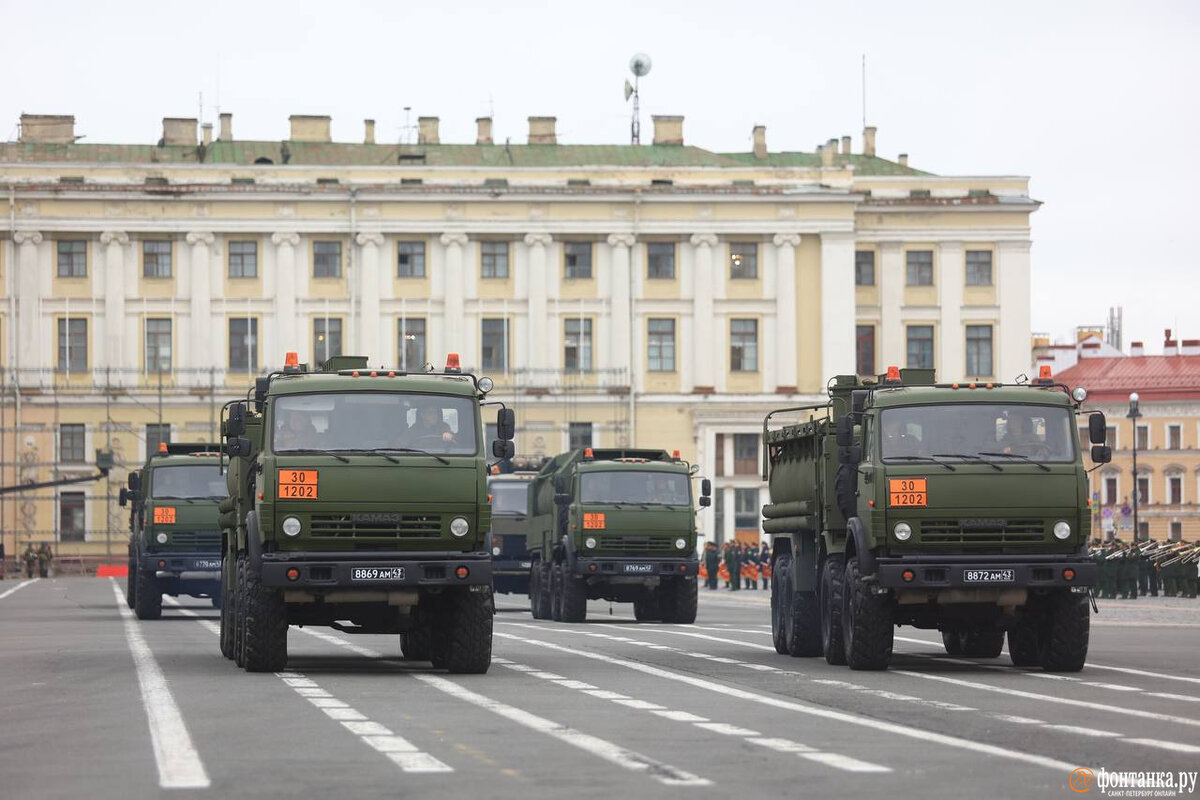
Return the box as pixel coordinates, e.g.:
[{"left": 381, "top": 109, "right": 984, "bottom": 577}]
[
  {"left": 623, "top": 564, "right": 653, "bottom": 574},
  {"left": 519, "top": 561, "right": 532, "bottom": 569},
  {"left": 963, "top": 569, "right": 1015, "bottom": 583},
  {"left": 193, "top": 560, "right": 221, "bottom": 570},
  {"left": 352, "top": 567, "right": 405, "bottom": 581}
]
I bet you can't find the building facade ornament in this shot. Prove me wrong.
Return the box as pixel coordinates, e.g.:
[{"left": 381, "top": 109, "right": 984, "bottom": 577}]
[
  {"left": 689, "top": 233, "right": 718, "bottom": 248},
  {"left": 440, "top": 232, "right": 469, "bottom": 248},
  {"left": 606, "top": 233, "right": 636, "bottom": 248},
  {"left": 100, "top": 231, "right": 129, "bottom": 246},
  {"left": 523, "top": 233, "right": 552, "bottom": 248},
  {"left": 185, "top": 231, "right": 214, "bottom": 246},
  {"left": 13, "top": 230, "right": 42, "bottom": 246},
  {"left": 270, "top": 231, "right": 300, "bottom": 247},
  {"left": 355, "top": 231, "right": 385, "bottom": 248},
  {"left": 772, "top": 233, "right": 802, "bottom": 248}
]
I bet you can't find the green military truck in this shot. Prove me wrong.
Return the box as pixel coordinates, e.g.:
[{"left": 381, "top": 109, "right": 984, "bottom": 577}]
[
  {"left": 121, "top": 443, "right": 227, "bottom": 620},
  {"left": 526, "top": 448, "right": 710, "bottom": 624},
  {"left": 488, "top": 468, "right": 540, "bottom": 595},
  {"left": 218, "top": 353, "right": 514, "bottom": 673},
  {"left": 763, "top": 366, "right": 1110, "bottom": 671}
]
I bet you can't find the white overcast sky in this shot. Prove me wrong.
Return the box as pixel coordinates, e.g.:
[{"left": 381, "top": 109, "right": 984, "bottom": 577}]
[{"left": 4, "top": 0, "right": 1197, "bottom": 355}]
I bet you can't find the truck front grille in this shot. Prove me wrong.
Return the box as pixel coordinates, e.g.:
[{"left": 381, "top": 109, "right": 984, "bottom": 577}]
[
  {"left": 168, "top": 530, "right": 222, "bottom": 549},
  {"left": 919, "top": 519, "right": 1045, "bottom": 544},
  {"left": 597, "top": 536, "right": 676, "bottom": 554},
  {"left": 309, "top": 514, "right": 441, "bottom": 539}
]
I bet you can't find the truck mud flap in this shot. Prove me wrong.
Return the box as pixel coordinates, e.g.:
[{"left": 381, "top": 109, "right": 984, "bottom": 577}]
[{"left": 847, "top": 517, "right": 876, "bottom": 576}]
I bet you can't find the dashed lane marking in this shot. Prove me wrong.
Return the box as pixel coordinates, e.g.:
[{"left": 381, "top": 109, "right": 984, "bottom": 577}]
[
  {"left": 0, "top": 578, "right": 38, "bottom": 600},
  {"left": 1086, "top": 663, "right": 1200, "bottom": 686},
  {"left": 110, "top": 581, "right": 210, "bottom": 789},
  {"left": 1119, "top": 739, "right": 1200, "bottom": 754},
  {"left": 603, "top": 623, "right": 778, "bottom": 651}
]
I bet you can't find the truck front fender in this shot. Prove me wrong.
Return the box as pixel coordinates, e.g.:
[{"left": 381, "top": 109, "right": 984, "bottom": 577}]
[
  {"left": 846, "top": 516, "right": 877, "bottom": 576},
  {"left": 246, "top": 511, "right": 263, "bottom": 572}
]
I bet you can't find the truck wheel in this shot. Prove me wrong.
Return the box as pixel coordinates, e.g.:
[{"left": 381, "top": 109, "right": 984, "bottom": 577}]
[
  {"left": 841, "top": 557, "right": 893, "bottom": 670},
  {"left": 1008, "top": 615, "right": 1041, "bottom": 667},
  {"left": 770, "top": 555, "right": 790, "bottom": 654},
  {"left": 961, "top": 631, "right": 1004, "bottom": 658},
  {"left": 234, "top": 556, "right": 247, "bottom": 667},
  {"left": 133, "top": 561, "right": 163, "bottom": 620},
  {"left": 529, "top": 566, "right": 542, "bottom": 618},
  {"left": 1040, "top": 592, "right": 1089, "bottom": 672},
  {"left": 660, "top": 577, "right": 698, "bottom": 625},
  {"left": 634, "top": 591, "right": 661, "bottom": 621},
  {"left": 125, "top": 558, "right": 137, "bottom": 609},
  {"left": 941, "top": 630, "right": 965, "bottom": 656},
  {"left": 820, "top": 554, "right": 846, "bottom": 665},
  {"left": 401, "top": 626, "right": 432, "bottom": 661},
  {"left": 219, "top": 554, "right": 235, "bottom": 660},
  {"left": 241, "top": 560, "right": 288, "bottom": 673},
  {"left": 550, "top": 564, "right": 564, "bottom": 621},
  {"left": 443, "top": 589, "right": 493, "bottom": 674},
  {"left": 779, "top": 559, "right": 821, "bottom": 657},
  {"left": 560, "top": 572, "right": 588, "bottom": 623},
  {"left": 536, "top": 563, "right": 553, "bottom": 620}
]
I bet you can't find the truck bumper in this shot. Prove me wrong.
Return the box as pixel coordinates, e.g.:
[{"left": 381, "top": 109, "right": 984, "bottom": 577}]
[
  {"left": 571, "top": 556, "right": 698, "bottom": 579},
  {"left": 141, "top": 552, "right": 222, "bottom": 575},
  {"left": 260, "top": 551, "right": 493, "bottom": 589},
  {"left": 493, "top": 556, "right": 533, "bottom": 576},
  {"left": 875, "top": 554, "right": 1097, "bottom": 590}
]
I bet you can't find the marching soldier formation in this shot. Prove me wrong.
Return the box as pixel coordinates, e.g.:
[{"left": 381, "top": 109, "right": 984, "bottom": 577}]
[{"left": 1091, "top": 538, "right": 1199, "bottom": 599}]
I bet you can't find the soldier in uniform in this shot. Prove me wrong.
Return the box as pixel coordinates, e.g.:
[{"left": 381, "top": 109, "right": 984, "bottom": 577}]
[
  {"left": 724, "top": 541, "right": 740, "bottom": 591},
  {"left": 22, "top": 543, "right": 38, "bottom": 579},
  {"left": 1098, "top": 540, "right": 1118, "bottom": 599},
  {"left": 37, "top": 542, "right": 54, "bottom": 578},
  {"left": 1119, "top": 543, "right": 1139, "bottom": 600},
  {"left": 703, "top": 542, "right": 720, "bottom": 591},
  {"left": 1137, "top": 540, "right": 1154, "bottom": 596}
]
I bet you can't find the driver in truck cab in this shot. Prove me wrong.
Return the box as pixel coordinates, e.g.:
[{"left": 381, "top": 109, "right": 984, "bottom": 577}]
[
  {"left": 1001, "top": 411, "right": 1040, "bottom": 455},
  {"left": 408, "top": 401, "right": 454, "bottom": 444},
  {"left": 882, "top": 415, "right": 923, "bottom": 456},
  {"left": 277, "top": 410, "right": 320, "bottom": 451}
]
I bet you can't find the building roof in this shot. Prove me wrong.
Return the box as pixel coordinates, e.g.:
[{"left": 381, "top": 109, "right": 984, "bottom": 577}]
[{"left": 1055, "top": 356, "right": 1200, "bottom": 402}]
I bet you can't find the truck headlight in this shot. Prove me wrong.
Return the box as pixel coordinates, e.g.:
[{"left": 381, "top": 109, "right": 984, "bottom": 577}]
[
  {"left": 282, "top": 516, "right": 302, "bottom": 537},
  {"left": 894, "top": 522, "right": 912, "bottom": 542},
  {"left": 155, "top": 532, "right": 168, "bottom": 544},
  {"left": 450, "top": 517, "right": 470, "bottom": 537},
  {"left": 492, "top": 546, "right": 501, "bottom": 556},
  {"left": 585, "top": 537, "right": 597, "bottom": 549},
  {"left": 478, "top": 376, "right": 494, "bottom": 393},
  {"left": 1053, "top": 521, "right": 1071, "bottom": 540},
  {"left": 675, "top": 538, "right": 688, "bottom": 550},
  {"left": 1072, "top": 387, "right": 1087, "bottom": 403}
]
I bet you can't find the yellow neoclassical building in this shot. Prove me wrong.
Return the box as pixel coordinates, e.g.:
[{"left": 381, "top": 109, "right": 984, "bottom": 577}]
[{"left": 0, "top": 111, "right": 1039, "bottom": 561}]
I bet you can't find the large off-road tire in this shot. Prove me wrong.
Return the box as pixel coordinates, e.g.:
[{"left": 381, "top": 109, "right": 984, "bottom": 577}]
[
  {"left": 942, "top": 630, "right": 965, "bottom": 656},
  {"left": 820, "top": 554, "right": 846, "bottom": 665},
  {"left": 841, "top": 557, "right": 893, "bottom": 670},
  {"left": 133, "top": 561, "right": 163, "bottom": 620},
  {"left": 659, "top": 576, "right": 698, "bottom": 625},
  {"left": 401, "top": 626, "right": 432, "bottom": 661},
  {"left": 550, "top": 564, "right": 564, "bottom": 622},
  {"left": 1040, "top": 592, "right": 1089, "bottom": 672},
  {"left": 559, "top": 570, "right": 588, "bottom": 623},
  {"left": 234, "top": 556, "right": 247, "bottom": 667},
  {"left": 961, "top": 630, "right": 1005, "bottom": 658},
  {"left": 125, "top": 557, "right": 137, "bottom": 609},
  {"left": 442, "top": 589, "right": 493, "bottom": 674},
  {"left": 534, "top": 563, "right": 553, "bottom": 620},
  {"left": 240, "top": 559, "right": 288, "bottom": 673},
  {"left": 529, "top": 565, "right": 543, "bottom": 619},
  {"left": 1008, "top": 615, "right": 1041, "bottom": 667},
  {"left": 633, "top": 591, "right": 661, "bottom": 621},
  {"left": 778, "top": 556, "right": 821, "bottom": 657},
  {"left": 770, "top": 555, "right": 791, "bottom": 654},
  {"left": 219, "top": 555, "right": 235, "bottom": 660}
]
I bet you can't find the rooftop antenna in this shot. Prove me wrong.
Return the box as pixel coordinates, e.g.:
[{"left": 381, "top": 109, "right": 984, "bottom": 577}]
[
  {"left": 400, "top": 106, "right": 414, "bottom": 145},
  {"left": 861, "top": 54, "right": 867, "bottom": 129},
  {"left": 625, "top": 53, "right": 652, "bottom": 145}
]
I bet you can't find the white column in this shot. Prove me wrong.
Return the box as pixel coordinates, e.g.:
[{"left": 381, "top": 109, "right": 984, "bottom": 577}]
[
  {"left": 939, "top": 241, "right": 965, "bottom": 379},
  {"left": 523, "top": 233, "right": 551, "bottom": 372},
  {"left": 13, "top": 231, "right": 42, "bottom": 380},
  {"left": 100, "top": 232, "right": 128, "bottom": 379},
  {"left": 270, "top": 232, "right": 299, "bottom": 365},
  {"left": 820, "top": 231, "right": 856, "bottom": 381},
  {"left": 439, "top": 233, "right": 468, "bottom": 360},
  {"left": 186, "top": 232, "right": 214, "bottom": 381},
  {"left": 773, "top": 233, "right": 801, "bottom": 391},
  {"left": 607, "top": 234, "right": 635, "bottom": 385},
  {"left": 690, "top": 233, "right": 718, "bottom": 390},
  {"left": 996, "top": 240, "right": 1032, "bottom": 381},
  {"left": 355, "top": 231, "right": 385, "bottom": 364},
  {"left": 879, "top": 241, "right": 905, "bottom": 369}
]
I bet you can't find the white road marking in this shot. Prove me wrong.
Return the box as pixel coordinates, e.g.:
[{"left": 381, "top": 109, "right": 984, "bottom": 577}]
[
  {"left": 1148, "top": 692, "right": 1200, "bottom": 703},
  {"left": 802, "top": 752, "right": 893, "bottom": 773},
  {"left": 612, "top": 698, "right": 667, "bottom": 710},
  {"left": 1083, "top": 682, "right": 1142, "bottom": 692},
  {"left": 695, "top": 722, "right": 760, "bottom": 736},
  {"left": 748, "top": 737, "right": 816, "bottom": 753},
  {"left": 552, "top": 679, "right": 597, "bottom": 690},
  {"left": 605, "top": 624, "right": 777, "bottom": 651},
  {"left": 654, "top": 710, "right": 709, "bottom": 723},
  {"left": 162, "top": 597, "right": 220, "bottom": 634},
  {"left": 0, "top": 578, "right": 38, "bottom": 600},
  {"left": 1041, "top": 725, "right": 1122, "bottom": 738},
  {"left": 992, "top": 715, "right": 1046, "bottom": 725},
  {"left": 811, "top": 679, "right": 977, "bottom": 712},
  {"left": 110, "top": 581, "right": 210, "bottom": 789},
  {"left": 583, "top": 689, "right": 630, "bottom": 700},
  {"left": 1119, "top": 739, "right": 1200, "bottom": 754},
  {"left": 529, "top": 671, "right": 566, "bottom": 680},
  {"left": 1087, "top": 663, "right": 1200, "bottom": 686}
]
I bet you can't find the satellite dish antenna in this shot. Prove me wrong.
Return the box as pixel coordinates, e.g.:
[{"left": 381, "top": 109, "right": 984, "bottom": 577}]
[{"left": 625, "top": 53, "right": 652, "bottom": 144}]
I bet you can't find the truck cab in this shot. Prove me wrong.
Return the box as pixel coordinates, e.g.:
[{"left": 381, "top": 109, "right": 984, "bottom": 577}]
[{"left": 487, "top": 466, "right": 540, "bottom": 594}]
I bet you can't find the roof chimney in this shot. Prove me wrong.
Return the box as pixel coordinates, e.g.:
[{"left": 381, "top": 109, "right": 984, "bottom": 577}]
[
  {"left": 651, "top": 115, "right": 684, "bottom": 146},
  {"left": 219, "top": 112, "right": 233, "bottom": 140},
  {"left": 19, "top": 114, "right": 76, "bottom": 144},
  {"left": 752, "top": 125, "right": 767, "bottom": 159},
  {"left": 863, "top": 125, "right": 877, "bottom": 157},
  {"left": 476, "top": 117, "right": 493, "bottom": 145},
  {"left": 417, "top": 116, "right": 440, "bottom": 145},
  {"left": 289, "top": 115, "right": 331, "bottom": 143},
  {"left": 528, "top": 116, "right": 557, "bottom": 144},
  {"left": 898, "top": 153, "right": 909, "bottom": 167},
  {"left": 1181, "top": 339, "right": 1200, "bottom": 356},
  {"left": 821, "top": 143, "right": 834, "bottom": 167},
  {"left": 1080, "top": 341, "right": 1102, "bottom": 358},
  {"left": 1164, "top": 329, "right": 1179, "bottom": 356},
  {"left": 841, "top": 135, "right": 851, "bottom": 155},
  {"left": 201, "top": 123, "right": 213, "bottom": 146},
  {"left": 1130, "top": 341, "right": 1144, "bottom": 357},
  {"left": 162, "top": 117, "right": 198, "bottom": 146},
  {"left": 363, "top": 119, "right": 375, "bottom": 144}
]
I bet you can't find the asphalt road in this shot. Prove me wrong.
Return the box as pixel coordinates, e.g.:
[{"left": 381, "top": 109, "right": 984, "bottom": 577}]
[{"left": 2, "top": 577, "right": 1198, "bottom": 800}]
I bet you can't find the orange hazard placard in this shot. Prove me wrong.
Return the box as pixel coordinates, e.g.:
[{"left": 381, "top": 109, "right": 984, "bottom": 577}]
[
  {"left": 153, "top": 506, "right": 176, "bottom": 524},
  {"left": 888, "top": 478, "right": 927, "bottom": 507},
  {"left": 583, "top": 512, "right": 606, "bottom": 530},
  {"left": 278, "top": 469, "right": 318, "bottom": 500}
]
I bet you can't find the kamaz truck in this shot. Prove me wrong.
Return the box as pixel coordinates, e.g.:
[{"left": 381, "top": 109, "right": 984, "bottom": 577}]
[
  {"left": 488, "top": 468, "right": 539, "bottom": 594},
  {"left": 763, "top": 366, "right": 1110, "bottom": 671},
  {"left": 218, "top": 353, "right": 515, "bottom": 673},
  {"left": 121, "top": 443, "right": 226, "bottom": 620},
  {"left": 526, "top": 448, "right": 710, "bottom": 623}
]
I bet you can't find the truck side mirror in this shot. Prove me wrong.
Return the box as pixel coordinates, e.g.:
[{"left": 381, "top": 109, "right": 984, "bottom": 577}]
[
  {"left": 840, "top": 445, "right": 863, "bottom": 465},
  {"left": 254, "top": 378, "right": 270, "bottom": 412},
  {"left": 835, "top": 416, "right": 854, "bottom": 447},
  {"left": 699, "top": 496, "right": 711, "bottom": 508},
  {"left": 492, "top": 440, "right": 515, "bottom": 459},
  {"left": 554, "top": 493, "right": 571, "bottom": 506},
  {"left": 497, "top": 408, "right": 515, "bottom": 441},
  {"left": 701, "top": 478, "right": 711, "bottom": 498},
  {"left": 226, "top": 437, "right": 252, "bottom": 458},
  {"left": 118, "top": 488, "right": 129, "bottom": 507},
  {"left": 851, "top": 390, "right": 868, "bottom": 413},
  {"left": 554, "top": 476, "right": 566, "bottom": 494},
  {"left": 96, "top": 449, "right": 114, "bottom": 474},
  {"left": 227, "top": 403, "right": 247, "bottom": 438},
  {"left": 128, "top": 472, "right": 141, "bottom": 492},
  {"left": 1091, "top": 445, "right": 1112, "bottom": 464},
  {"left": 1088, "top": 412, "right": 1107, "bottom": 445}
]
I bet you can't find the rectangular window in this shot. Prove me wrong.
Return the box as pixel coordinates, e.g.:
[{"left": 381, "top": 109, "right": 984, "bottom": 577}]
[
  {"left": 313, "top": 241, "right": 342, "bottom": 278},
  {"left": 146, "top": 423, "right": 170, "bottom": 456},
  {"left": 57, "top": 318, "right": 87, "bottom": 372},
  {"left": 1170, "top": 520, "right": 1183, "bottom": 540},
  {"left": 60, "top": 424, "right": 85, "bottom": 463},
  {"left": 564, "top": 319, "right": 593, "bottom": 371},
  {"left": 1104, "top": 476, "right": 1118, "bottom": 505},
  {"left": 730, "top": 319, "right": 758, "bottom": 371},
  {"left": 714, "top": 433, "right": 726, "bottom": 477},
  {"left": 733, "top": 434, "right": 758, "bottom": 475},
  {"left": 228, "top": 318, "right": 258, "bottom": 371},
  {"left": 906, "top": 325, "right": 934, "bottom": 369},
  {"left": 966, "top": 325, "right": 994, "bottom": 377},
  {"left": 60, "top": 492, "right": 86, "bottom": 542},
  {"left": 729, "top": 242, "right": 758, "bottom": 280},
  {"left": 397, "top": 241, "right": 426, "bottom": 278},
  {"left": 965, "top": 250, "right": 993, "bottom": 286},
  {"left": 481, "top": 318, "right": 508, "bottom": 370},
  {"left": 1167, "top": 424, "right": 1182, "bottom": 450},
  {"left": 564, "top": 242, "right": 593, "bottom": 280},
  {"left": 568, "top": 421, "right": 593, "bottom": 450},
  {"left": 228, "top": 241, "right": 258, "bottom": 278},
  {"left": 143, "top": 240, "right": 172, "bottom": 278},
  {"left": 734, "top": 487, "right": 759, "bottom": 530},
  {"left": 57, "top": 240, "right": 87, "bottom": 278},
  {"left": 1135, "top": 425, "right": 1149, "bottom": 451},
  {"left": 1136, "top": 475, "right": 1149, "bottom": 505},
  {"left": 906, "top": 250, "right": 934, "bottom": 286},
  {"left": 855, "top": 250, "right": 876, "bottom": 286},
  {"left": 313, "top": 318, "right": 343, "bottom": 364},
  {"left": 1106, "top": 425, "right": 1118, "bottom": 448},
  {"left": 647, "top": 242, "right": 675, "bottom": 279},
  {"left": 481, "top": 241, "right": 509, "bottom": 279},
  {"left": 1168, "top": 475, "right": 1183, "bottom": 505},
  {"left": 399, "top": 318, "right": 427, "bottom": 371},
  {"left": 647, "top": 318, "right": 676, "bottom": 372},
  {"left": 856, "top": 325, "right": 876, "bottom": 376},
  {"left": 145, "top": 318, "right": 172, "bottom": 373}
]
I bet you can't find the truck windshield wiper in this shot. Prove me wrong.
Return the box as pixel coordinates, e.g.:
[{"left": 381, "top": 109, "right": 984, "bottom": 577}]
[
  {"left": 275, "top": 448, "right": 349, "bottom": 463},
  {"left": 343, "top": 447, "right": 449, "bottom": 466},
  {"left": 154, "top": 496, "right": 199, "bottom": 502},
  {"left": 978, "top": 452, "right": 1052, "bottom": 472},
  {"left": 932, "top": 453, "right": 1003, "bottom": 472},
  {"left": 886, "top": 455, "right": 956, "bottom": 471}
]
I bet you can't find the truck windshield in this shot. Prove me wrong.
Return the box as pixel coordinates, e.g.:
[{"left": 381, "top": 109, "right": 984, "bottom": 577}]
[
  {"left": 880, "top": 404, "right": 1076, "bottom": 463},
  {"left": 272, "top": 393, "right": 478, "bottom": 456},
  {"left": 151, "top": 465, "right": 227, "bottom": 499},
  {"left": 489, "top": 481, "right": 529, "bottom": 515},
  {"left": 580, "top": 471, "right": 690, "bottom": 505}
]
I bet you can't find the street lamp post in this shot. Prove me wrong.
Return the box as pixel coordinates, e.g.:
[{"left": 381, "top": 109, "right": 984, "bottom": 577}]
[{"left": 1128, "top": 392, "right": 1141, "bottom": 542}]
